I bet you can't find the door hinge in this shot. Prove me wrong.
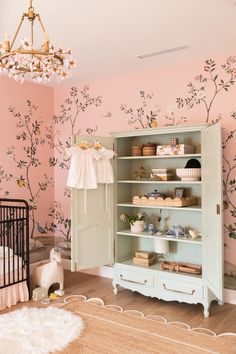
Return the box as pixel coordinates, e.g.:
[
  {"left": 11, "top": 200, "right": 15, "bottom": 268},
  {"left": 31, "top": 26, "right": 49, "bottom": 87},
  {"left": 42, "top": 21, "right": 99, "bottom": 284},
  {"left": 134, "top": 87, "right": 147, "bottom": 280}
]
[{"left": 216, "top": 204, "right": 220, "bottom": 215}]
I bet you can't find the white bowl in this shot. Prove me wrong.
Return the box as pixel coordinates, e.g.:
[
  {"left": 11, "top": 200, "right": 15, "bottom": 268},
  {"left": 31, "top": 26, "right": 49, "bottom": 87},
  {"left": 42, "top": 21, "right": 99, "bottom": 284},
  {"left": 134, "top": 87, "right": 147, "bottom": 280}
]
[{"left": 176, "top": 168, "right": 201, "bottom": 181}]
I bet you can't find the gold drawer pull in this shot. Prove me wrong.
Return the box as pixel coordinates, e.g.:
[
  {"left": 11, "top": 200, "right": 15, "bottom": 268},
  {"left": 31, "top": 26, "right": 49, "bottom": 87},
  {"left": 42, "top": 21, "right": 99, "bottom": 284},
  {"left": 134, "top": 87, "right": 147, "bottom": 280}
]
[
  {"left": 162, "top": 283, "right": 196, "bottom": 295},
  {"left": 120, "top": 274, "right": 147, "bottom": 285}
]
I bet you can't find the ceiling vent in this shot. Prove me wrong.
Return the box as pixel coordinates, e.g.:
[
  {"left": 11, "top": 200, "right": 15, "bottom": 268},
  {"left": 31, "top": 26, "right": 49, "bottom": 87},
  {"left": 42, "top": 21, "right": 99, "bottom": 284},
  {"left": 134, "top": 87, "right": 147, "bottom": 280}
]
[{"left": 137, "top": 45, "right": 189, "bottom": 59}]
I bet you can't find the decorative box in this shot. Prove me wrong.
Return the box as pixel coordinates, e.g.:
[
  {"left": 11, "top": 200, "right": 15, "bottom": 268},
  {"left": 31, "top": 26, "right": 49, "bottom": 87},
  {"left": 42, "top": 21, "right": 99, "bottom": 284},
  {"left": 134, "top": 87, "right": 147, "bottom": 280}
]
[
  {"left": 132, "top": 145, "right": 142, "bottom": 156},
  {"left": 150, "top": 173, "right": 173, "bottom": 181},
  {"left": 133, "top": 255, "right": 156, "bottom": 266},
  {"left": 32, "top": 287, "right": 48, "bottom": 301},
  {"left": 156, "top": 144, "right": 194, "bottom": 156},
  {"left": 135, "top": 250, "right": 155, "bottom": 259},
  {"left": 142, "top": 143, "right": 157, "bottom": 156}
]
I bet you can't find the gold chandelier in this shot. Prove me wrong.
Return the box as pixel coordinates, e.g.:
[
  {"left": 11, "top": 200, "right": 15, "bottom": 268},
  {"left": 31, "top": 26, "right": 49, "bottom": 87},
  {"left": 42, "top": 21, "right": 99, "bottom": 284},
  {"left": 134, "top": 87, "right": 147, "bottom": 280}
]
[{"left": 0, "top": 0, "right": 76, "bottom": 83}]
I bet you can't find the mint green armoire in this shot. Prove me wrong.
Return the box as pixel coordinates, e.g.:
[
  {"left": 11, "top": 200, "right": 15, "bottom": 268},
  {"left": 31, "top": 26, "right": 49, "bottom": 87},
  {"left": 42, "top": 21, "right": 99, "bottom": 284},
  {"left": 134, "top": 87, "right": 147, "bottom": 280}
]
[{"left": 71, "top": 124, "right": 223, "bottom": 317}]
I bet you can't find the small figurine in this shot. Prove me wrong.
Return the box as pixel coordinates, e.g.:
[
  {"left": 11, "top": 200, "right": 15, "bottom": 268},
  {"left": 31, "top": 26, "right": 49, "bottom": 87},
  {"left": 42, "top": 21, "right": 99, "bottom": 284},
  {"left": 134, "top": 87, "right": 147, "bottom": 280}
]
[
  {"left": 166, "top": 225, "right": 186, "bottom": 238},
  {"left": 173, "top": 225, "right": 186, "bottom": 237},
  {"left": 148, "top": 224, "right": 156, "bottom": 235},
  {"left": 189, "top": 229, "right": 200, "bottom": 240}
]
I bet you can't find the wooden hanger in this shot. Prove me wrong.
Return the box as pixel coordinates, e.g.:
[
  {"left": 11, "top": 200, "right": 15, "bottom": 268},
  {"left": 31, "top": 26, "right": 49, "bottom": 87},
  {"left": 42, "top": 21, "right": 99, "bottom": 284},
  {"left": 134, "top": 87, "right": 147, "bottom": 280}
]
[
  {"left": 93, "top": 141, "right": 103, "bottom": 150},
  {"left": 79, "top": 140, "right": 89, "bottom": 150}
]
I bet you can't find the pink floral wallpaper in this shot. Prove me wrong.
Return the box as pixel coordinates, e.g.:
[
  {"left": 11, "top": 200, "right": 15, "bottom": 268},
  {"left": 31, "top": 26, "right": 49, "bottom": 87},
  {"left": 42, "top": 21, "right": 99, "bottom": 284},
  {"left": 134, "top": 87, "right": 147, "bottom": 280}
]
[
  {"left": 0, "top": 76, "right": 54, "bottom": 238},
  {"left": 0, "top": 52, "right": 236, "bottom": 288}
]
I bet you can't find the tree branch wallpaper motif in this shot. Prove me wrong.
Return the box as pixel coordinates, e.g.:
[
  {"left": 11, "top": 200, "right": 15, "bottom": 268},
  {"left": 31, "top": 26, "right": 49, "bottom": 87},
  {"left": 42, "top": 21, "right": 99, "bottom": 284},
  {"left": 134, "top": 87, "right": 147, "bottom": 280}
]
[
  {"left": 0, "top": 167, "right": 12, "bottom": 197},
  {"left": 47, "top": 86, "right": 102, "bottom": 171},
  {"left": 176, "top": 58, "right": 235, "bottom": 123},
  {"left": 223, "top": 113, "right": 236, "bottom": 240},
  {"left": 120, "top": 91, "right": 160, "bottom": 128},
  {"left": 6, "top": 100, "right": 53, "bottom": 238},
  {"left": 175, "top": 58, "right": 236, "bottom": 241}
]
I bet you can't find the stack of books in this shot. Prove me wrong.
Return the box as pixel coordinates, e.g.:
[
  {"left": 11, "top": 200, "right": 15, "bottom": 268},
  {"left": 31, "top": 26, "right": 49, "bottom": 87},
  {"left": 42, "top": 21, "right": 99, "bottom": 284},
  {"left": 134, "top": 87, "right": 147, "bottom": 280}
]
[{"left": 133, "top": 250, "right": 156, "bottom": 266}]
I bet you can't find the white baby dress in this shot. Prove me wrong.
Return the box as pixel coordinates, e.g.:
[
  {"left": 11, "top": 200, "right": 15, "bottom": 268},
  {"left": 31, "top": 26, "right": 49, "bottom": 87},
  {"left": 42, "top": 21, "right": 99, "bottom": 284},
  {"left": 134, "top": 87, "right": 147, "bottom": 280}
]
[
  {"left": 91, "top": 147, "right": 116, "bottom": 184},
  {"left": 91, "top": 147, "right": 116, "bottom": 211},
  {"left": 66, "top": 146, "right": 98, "bottom": 214},
  {"left": 66, "top": 146, "right": 97, "bottom": 189}
]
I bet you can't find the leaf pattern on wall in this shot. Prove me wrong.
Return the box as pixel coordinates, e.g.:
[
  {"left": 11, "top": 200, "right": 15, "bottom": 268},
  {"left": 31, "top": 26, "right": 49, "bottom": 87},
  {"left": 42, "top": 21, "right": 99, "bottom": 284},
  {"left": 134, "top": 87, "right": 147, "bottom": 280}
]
[
  {"left": 120, "top": 91, "right": 160, "bottom": 128},
  {"left": 0, "top": 166, "right": 12, "bottom": 197},
  {"left": 7, "top": 100, "right": 54, "bottom": 238},
  {"left": 176, "top": 58, "right": 236, "bottom": 240},
  {"left": 176, "top": 58, "right": 236, "bottom": 123}
]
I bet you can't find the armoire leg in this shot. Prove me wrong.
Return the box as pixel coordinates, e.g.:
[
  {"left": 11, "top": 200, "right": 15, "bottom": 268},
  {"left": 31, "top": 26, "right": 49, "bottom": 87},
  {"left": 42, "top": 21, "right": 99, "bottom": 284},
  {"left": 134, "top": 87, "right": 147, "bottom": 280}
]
[{"left": 203, "top": 305, "right": 210, "bottom": 318}]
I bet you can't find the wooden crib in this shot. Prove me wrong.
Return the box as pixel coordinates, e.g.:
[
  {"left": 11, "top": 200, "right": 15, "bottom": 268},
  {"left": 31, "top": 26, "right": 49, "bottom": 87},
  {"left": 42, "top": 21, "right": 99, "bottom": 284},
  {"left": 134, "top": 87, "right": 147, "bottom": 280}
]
[{"left": 0, "top": 198, "right": 30, "bottom": 310}]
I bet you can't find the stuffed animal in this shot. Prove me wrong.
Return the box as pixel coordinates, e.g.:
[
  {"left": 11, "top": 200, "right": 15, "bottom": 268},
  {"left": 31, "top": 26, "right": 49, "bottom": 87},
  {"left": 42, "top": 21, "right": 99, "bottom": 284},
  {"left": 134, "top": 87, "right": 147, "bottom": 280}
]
[{"left": 33, "top": 247, "right": 64, "bottom": 294}]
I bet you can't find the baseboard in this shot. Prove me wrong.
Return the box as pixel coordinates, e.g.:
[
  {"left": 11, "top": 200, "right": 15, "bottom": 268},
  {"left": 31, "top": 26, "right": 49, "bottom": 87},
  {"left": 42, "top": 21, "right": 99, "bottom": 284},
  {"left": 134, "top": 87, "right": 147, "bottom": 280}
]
[
  {"left": 80, "top": 265, "right": 113, "bottom": 278},
  {"left": 61, "top": 261, "right": 113, "bottom": 278},
  {"left": 224, "top": 288, "right": 236, "bottom": 304}
]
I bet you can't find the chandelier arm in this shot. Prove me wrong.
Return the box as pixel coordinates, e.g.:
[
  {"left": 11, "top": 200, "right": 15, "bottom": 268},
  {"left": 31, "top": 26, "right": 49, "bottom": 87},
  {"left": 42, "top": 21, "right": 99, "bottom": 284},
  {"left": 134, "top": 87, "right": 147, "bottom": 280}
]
[
  {"left": 36, "top": 15, "right": 47, "bottom": 36},
  {"left": 31, "top": 20, "right": 34, "bottom": 46},
  {"left": 10, "top": 15, "right": 26, "bottom": 51}
]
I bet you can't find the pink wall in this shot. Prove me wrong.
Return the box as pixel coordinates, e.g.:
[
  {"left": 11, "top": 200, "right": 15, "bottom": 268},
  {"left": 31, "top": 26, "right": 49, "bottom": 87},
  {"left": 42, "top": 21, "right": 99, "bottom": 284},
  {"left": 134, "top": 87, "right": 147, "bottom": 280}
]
[
  {"left": 54, "top": 52, "right": 236, "bottom": 267},
  {"left": 0, "top": 76, "right": 54, "bottom": 238},
  {"left": 1, "top": 51, "right": 235, "bottom": 281}
]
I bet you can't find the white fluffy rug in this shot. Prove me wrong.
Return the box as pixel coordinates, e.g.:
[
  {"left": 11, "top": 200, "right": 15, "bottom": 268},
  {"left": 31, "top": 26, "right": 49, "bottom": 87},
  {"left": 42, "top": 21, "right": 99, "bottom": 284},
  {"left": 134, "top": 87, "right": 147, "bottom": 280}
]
[{"left": 0, "top": 306, "right": 84, "bottom": 354}]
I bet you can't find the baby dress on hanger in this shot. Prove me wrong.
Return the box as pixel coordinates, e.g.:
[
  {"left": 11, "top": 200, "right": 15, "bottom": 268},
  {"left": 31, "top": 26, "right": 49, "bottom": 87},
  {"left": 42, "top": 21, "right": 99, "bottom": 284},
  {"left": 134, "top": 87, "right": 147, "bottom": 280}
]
[
  {"left": 66, "top": 145, "right": 97, "bottom": 213},
  {"left": 91, "top": 146, "right": 116, "bottom": 210},
  {"left": 66, "top": 146, "right": 97, "bottom": 189}
]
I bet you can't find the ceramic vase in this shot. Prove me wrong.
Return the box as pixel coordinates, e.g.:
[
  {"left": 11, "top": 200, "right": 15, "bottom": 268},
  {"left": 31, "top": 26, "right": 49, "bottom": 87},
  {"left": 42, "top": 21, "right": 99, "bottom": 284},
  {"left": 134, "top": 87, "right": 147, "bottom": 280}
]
[{"left": 130, "top": 220, "right": 144, "bottom": 233}]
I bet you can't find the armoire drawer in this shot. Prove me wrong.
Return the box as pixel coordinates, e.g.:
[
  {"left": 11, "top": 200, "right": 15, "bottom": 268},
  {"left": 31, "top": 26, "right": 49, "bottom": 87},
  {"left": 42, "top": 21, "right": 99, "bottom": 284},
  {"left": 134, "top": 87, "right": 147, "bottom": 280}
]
[
  {"left": 156, "top": 273, "right": 203, "bottom": 301},
  {"left": 114, "top": 265, "right": 154, "bottom": 290}
]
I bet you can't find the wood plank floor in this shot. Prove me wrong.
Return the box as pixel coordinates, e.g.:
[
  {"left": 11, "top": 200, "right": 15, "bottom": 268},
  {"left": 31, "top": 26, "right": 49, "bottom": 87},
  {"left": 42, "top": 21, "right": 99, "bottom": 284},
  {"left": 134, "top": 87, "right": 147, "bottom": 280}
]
[
  {"left": 63, "top": 271, "right": 236, "bottom": 335},
  {"left": 3, "top": 270, "right": 236, "bottom": 335}
]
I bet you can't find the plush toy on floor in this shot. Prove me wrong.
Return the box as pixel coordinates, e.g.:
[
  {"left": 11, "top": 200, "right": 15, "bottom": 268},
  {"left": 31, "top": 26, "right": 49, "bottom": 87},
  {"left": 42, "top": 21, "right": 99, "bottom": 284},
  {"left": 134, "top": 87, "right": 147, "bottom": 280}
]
[{"left": 33, "top": 247, "right": 64, "bottom": 294}]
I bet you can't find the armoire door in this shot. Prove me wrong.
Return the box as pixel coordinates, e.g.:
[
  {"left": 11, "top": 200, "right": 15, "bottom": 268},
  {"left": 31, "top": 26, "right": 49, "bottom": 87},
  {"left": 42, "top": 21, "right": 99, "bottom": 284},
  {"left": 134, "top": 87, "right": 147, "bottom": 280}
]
[
  {"left": 202, "top": 123, "right": 223, "bottom": 301},
  {"left": 71, "top": 136, "right": 114, "bottom": 271}
]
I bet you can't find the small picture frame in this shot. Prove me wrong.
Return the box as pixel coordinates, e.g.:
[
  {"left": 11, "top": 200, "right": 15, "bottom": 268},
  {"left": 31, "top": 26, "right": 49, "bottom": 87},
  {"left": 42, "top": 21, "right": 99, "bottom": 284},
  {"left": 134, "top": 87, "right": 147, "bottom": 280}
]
[{"left": 175, "top": 188, "right": 184, "bottom": 199}]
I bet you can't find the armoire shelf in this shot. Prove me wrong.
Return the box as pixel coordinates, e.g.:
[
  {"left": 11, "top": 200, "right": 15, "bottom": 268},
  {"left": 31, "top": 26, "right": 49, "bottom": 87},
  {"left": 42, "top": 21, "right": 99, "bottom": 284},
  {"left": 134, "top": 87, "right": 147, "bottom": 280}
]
[
  {"left": 116, "top": 230, "right": 202, "bottom": 245},
  {"left": 120, "top": 259, "right": 202, "bottom": 279},
  {"left": 117, "top": 202, "right": 202, "bottom": 212},
  {"left": 117, "top": 180, "right": 202, "bottom": 184},
  {"left": 116, "top": 153, "right": 202, "bottom": 160}
]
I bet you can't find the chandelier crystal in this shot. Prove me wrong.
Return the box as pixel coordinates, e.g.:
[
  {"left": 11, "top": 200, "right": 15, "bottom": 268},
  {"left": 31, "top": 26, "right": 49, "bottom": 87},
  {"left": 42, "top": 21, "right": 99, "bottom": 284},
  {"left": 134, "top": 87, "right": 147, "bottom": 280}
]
[{"left": 0, "top": 0, "right": 76, "bottom": 83}]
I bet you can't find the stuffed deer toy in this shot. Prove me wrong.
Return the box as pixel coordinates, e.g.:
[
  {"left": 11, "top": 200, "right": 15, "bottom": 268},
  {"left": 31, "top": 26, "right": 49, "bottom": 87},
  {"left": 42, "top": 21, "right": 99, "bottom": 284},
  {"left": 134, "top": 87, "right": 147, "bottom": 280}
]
[{"left": 33, "top": 247, "right": 64, "bottom": 293}]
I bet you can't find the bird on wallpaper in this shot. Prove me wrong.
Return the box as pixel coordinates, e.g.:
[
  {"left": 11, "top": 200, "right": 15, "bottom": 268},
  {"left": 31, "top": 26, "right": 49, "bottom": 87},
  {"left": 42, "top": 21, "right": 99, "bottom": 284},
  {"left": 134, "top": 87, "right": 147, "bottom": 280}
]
[{"left": 36, "top": 222, "right": 47, "bottom": 234}]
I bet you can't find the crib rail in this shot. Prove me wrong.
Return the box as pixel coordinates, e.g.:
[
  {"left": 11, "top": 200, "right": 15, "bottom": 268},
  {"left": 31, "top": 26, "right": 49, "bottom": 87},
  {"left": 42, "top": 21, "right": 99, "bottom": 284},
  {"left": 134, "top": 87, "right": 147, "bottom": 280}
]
[{"left": 0, "top": 199, "right": 29, "bottom": 291}]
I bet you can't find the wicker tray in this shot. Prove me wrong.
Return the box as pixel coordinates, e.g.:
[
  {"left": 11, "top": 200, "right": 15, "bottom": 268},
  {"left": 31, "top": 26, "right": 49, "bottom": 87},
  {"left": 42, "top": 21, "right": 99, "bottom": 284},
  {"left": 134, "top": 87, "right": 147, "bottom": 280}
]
[{"left": 132, "top": 196, "right": 198, "bottom": 207}]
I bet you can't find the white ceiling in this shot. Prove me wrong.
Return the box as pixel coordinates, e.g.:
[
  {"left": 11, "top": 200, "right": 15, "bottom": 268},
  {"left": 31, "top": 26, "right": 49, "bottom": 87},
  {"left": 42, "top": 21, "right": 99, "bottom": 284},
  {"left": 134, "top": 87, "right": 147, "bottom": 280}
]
[{"left": 0, "top": 0, "right": 235, "bottom": 85}]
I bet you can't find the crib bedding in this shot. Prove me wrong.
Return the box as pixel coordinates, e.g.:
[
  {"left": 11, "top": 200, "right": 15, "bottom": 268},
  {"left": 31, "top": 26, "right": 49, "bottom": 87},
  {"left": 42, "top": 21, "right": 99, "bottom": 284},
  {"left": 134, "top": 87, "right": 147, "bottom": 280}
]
[
  {"left": 0, "top": 254, "right": 24, "bottom": 286},
  {"left": 0, "top": 199, "right": 30, "bottom": 310},
  {"left": 0, "top": 282, "right": 29, "bottom": 310},
  {"left": 0, "top": 252, "right": 28, "bottom": 309}
]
